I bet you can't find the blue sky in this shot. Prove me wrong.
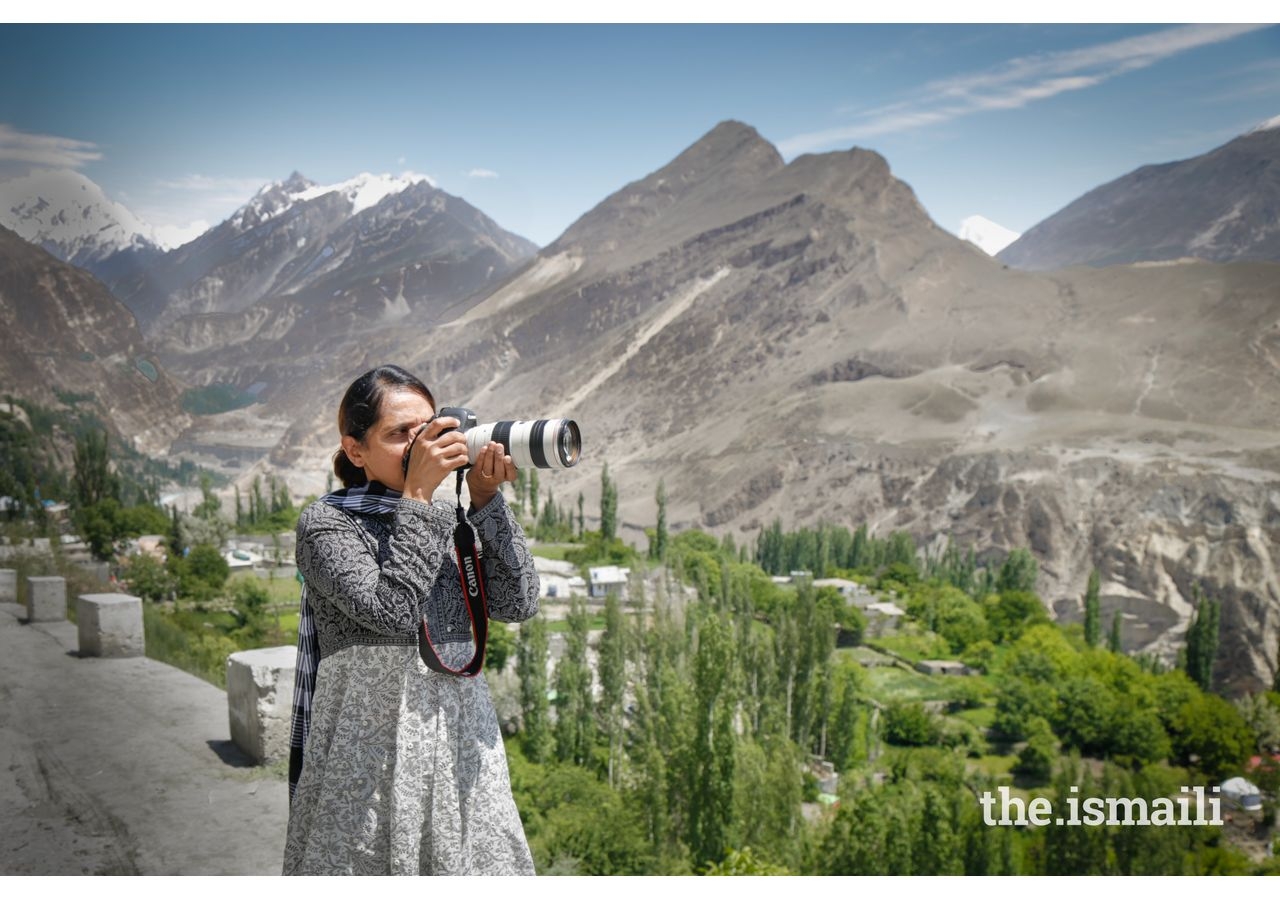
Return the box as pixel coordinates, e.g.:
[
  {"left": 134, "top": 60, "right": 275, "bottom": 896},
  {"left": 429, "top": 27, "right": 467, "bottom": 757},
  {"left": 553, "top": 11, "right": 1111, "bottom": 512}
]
[{"left": 1, "top": 22, "right": 1277, "bottom": 248}]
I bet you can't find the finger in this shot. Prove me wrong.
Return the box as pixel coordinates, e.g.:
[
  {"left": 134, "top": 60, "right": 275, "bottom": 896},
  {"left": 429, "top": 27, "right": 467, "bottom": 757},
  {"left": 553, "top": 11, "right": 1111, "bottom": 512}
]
[{"left": 424, "top": 416, "right": 459, "bottom": 439}]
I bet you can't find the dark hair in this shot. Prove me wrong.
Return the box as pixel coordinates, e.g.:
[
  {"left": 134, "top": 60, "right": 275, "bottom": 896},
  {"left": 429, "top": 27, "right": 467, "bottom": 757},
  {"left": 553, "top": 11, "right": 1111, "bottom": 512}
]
[{"left": 333, "top": 365, "right": 436, "bottom": 488}]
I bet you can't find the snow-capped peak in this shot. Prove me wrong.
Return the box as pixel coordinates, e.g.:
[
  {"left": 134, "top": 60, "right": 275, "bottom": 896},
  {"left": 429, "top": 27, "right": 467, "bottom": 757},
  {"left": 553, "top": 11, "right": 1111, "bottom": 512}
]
[
  {"left": 230, "top": 171, "right": 435, "bottom": 231},
  {"left": 958, "top": 215, "right": 1021, "bottom": 256},
  {"left": 294, "top": 172, "right": 435, "bottom": 216},
  {"left": 0, "top": 168, "right": 157, "bottom": 264},
  {"left": 1247, "top": 113, "right": 1280, "bottom": 134}
]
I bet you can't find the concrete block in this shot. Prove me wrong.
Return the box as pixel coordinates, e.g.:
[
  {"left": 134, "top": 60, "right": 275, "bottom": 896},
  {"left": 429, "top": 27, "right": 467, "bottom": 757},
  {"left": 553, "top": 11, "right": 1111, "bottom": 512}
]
[
  {"left": 226, "top": 646, "right": 296, "bottom": 765},
  {"left": 77, "top": 593, "right": 145, "bottom": 658},
  {"left": 0, "top": 568, "right": 15, "bottom": 603},
  {"left": 25, "top": 575, "right": 66, "bottom": 622}
]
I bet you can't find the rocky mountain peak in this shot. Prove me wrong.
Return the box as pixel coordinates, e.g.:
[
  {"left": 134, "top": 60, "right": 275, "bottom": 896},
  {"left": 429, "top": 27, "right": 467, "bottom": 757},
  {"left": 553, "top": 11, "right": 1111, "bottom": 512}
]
[
  {"left": 280, "top": 171, "right": 314, "bottom": 194},
  {"left": 548, "top": 120, "right": 785, "bottom": 258}
]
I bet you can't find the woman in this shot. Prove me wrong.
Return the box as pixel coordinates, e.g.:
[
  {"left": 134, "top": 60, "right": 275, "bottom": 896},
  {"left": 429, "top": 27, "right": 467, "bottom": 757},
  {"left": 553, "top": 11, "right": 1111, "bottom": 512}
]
[{"left": 283, "top": 364, "right": 539, "bottom": 875}]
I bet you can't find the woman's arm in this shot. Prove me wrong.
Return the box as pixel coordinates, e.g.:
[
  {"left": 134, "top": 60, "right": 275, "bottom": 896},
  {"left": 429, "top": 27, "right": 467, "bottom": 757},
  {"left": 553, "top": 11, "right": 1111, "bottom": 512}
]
[
  {"left": 468, "top": 492, "right": 540, "bottom": 623},
  {"left": 296, "top": 499, "right": 457, "bottom": 635}
]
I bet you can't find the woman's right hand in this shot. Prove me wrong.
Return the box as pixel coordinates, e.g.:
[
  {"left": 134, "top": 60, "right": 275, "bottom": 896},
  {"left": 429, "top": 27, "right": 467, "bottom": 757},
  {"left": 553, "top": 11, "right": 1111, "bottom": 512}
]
[{"left": 402, "top": 416, "right": 470, "bottom": 503}]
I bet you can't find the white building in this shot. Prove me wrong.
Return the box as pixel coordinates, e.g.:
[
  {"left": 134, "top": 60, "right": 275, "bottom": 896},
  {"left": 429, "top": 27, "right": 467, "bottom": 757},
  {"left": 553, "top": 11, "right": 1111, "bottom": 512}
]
[{"left": 588, "top": 565, "right": 630, "bottom": 600}]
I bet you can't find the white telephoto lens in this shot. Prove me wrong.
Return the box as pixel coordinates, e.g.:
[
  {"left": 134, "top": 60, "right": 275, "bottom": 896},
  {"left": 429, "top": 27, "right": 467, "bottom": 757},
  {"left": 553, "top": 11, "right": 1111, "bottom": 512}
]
[{"left": 465, "top": 419, "right": 581, "bottom": 469}]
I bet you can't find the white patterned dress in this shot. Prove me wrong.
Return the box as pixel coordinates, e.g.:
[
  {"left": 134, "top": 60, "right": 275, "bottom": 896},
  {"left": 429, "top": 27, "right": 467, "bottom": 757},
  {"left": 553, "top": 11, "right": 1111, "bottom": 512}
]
[{"left": 283, "top": 491, "right": 538, "bottom": 875}]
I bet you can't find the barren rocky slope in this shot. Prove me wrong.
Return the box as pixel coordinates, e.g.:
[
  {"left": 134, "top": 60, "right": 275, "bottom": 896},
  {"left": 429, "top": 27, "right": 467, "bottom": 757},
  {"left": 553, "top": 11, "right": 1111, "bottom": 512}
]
[
  {"left": 999, "top": 123, "right": 1280, "bottom": 269},
  {"left": 0, "top": 226, "right": 187, "bottom": 453}
]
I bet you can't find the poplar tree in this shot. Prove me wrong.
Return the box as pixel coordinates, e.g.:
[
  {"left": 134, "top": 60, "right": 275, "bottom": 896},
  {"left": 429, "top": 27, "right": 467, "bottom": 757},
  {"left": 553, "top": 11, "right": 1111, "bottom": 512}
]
[
  {"left": 553, "top": 598, "right": 594, "bottom": 764},
  {"left": 651, "top": 478, "right": 668, "bottom": 561},
  {"left": 598, "top": 592, "right": 627, "bottom": 786},
  {"left": 688, "top": 612, "right": 735, "bottom": 868},
  {"left": 1108, "top": 610, "right": 1123, "bottom": 654},
  {"left": 72, "top": 428, "right": 117, "bottom": 507},
  {"left": 1274, "top": 632, "right": 1280, "bottom": 693},
  {"left": 600, "top": 462, "right": 618, "bottom": 541},
  {"left": 1083, "top": 569, "right": 1101, "bottom": 648},
  {"left": 516, "top": 615, "right": 552, "bottom": 762},
  {"left": 1184, "top": 585, "right": 1220, "bottom": 693}
]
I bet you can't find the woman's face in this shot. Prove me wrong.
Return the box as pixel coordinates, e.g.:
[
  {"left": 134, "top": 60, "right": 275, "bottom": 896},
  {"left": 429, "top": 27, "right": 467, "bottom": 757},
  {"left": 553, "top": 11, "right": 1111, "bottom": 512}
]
[{"left": 341, "top": 388, "right": 435, "bottom": 491}]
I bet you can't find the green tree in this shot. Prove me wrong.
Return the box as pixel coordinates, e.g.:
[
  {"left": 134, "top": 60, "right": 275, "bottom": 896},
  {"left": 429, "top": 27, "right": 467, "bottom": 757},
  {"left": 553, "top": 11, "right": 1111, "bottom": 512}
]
[
  {"left": 1108, "top": 609, "right": 1123, "bottom": 653},
  {"left": 194, "top": 473, "right": 221, "bottom": 520},
  {"left": 1013, "top": 716, "right": 1057, "bottom": 784},
  {"left": 1184, "top": 586, "right": 1220, "bottom": 693},
  {"left": 1083, "top": 568, "right": 1101, "bottom": 648},
  {"left": 883, "top": 701, "right": 938, "bottom": 746},
  {"left": 121, "top": 551, "right": 174, "bottom": 603},
  {"left": 1167, "top": 692, "right": 1253, "bottom": 780},
  {"left": 688, "top": 612, "right": 736, "bottom": 868},
  {"left": 553, "top": 598, "right": 594, "bottom": 765},
  {"left": 72, "top": 428, "right": 118, "bottom": 508},
  {"left": 516, "top": 615, "right": 553, "bottom": 762},
  {"left": 996, "top": 547, "right": 1038, "bottom": 594},
  {"left": 600, "top": 463, "right": 617, "bottom": 542},
  {"left": 182, "top": 543, "right": 230, "bottom": 599},
  {"left": 230, "top": 577, "right": 271, "bottom": 643},
  {"left": 485, "top": 621, "right": 514, "bottom": 673},
  {"left": 598, "top": 592, "right": 627, "bottom": 786},
  {"left": 651, "top": 478, "right": 668, "bottom": 562},
  {"left": 985, "top": 590, "right": 1049, "bottom": 643}
]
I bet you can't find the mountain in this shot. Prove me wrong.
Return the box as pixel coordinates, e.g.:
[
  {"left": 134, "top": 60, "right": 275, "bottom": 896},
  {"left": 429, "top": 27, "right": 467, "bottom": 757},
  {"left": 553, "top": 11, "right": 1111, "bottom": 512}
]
[
  {"left": 958, "top": 215, "right": 1020, "bottom": 256},
  {"left": 998, "top": 119, "right": 1280, "bottom": 269},
  {"left": 304, "top": 119, "right": 1273, "bottom": 693},
  {"left": 0, "top": 225, "right": 187, "bottom": 453},
  {"left": 109, "top": 171, "right": 538, "bottom": 335},
  {"left": 0, "top": 168, "right": 161, "bottom": 268}
]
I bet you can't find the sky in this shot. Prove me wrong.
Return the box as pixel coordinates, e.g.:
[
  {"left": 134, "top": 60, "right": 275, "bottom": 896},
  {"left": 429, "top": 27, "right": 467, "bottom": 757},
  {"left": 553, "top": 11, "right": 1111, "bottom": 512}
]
[{"left": 1, "top": 19, "right": 1278, "bottom": 250}]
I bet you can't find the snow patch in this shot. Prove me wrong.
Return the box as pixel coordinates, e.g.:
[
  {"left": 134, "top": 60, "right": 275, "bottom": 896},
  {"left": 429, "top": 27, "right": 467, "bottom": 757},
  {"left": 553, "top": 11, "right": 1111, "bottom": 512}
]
[
  {"left": 958, "top": 215, "right": 1020, "bottom": 255},
  {"left": 1247, "top": 113, "right": 1280, "bottom": 133},
  {"left": 294, "top": 171, "right": 434, "bottom": 216}
]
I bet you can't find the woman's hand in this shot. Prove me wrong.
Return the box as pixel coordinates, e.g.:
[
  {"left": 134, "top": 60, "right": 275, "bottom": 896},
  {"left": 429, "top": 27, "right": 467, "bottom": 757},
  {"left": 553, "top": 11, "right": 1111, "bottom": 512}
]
[
  {"left": 466, "top": 441, "right": 518, "bottom": 510},
  {"left": 402, "top": 417, "right": 470, "bottom": 503}
]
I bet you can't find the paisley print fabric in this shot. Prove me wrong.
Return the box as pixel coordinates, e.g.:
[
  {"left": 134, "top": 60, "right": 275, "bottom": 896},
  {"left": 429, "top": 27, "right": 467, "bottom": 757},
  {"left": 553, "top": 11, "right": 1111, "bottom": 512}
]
[{"left": 283, "top": 491, "right": 539, "bottom": 875}]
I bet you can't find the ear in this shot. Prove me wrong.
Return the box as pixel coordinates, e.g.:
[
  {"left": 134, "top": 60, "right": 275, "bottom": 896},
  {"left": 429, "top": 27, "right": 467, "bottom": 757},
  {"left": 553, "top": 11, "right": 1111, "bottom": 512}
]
[{"left": 341, "top": 434, "right": 367, "bottom": 469}]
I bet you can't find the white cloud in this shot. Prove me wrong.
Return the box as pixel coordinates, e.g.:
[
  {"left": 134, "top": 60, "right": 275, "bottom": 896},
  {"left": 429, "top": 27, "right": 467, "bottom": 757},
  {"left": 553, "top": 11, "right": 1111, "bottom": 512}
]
[
  {"left": 0, "top": 123, "right": 101, "bottom": 169},
  {"left": 150, "top": 220, "right": 210, "bottom": 250},
  {"left": 467, "top": 168, "right": 500, "bottom": 179},
  {"left": 155, "top": 173, "right": 270, "bottom": 196},
  {"left": 779, "top": 24, "right": 1271, "bottom": 157}
]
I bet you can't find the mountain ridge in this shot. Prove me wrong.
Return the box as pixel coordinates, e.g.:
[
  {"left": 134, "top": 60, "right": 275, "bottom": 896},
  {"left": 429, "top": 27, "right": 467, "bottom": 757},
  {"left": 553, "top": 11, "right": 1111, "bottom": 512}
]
[{"left": 998, "top": 124, "right": 1280, "bottom": 269}]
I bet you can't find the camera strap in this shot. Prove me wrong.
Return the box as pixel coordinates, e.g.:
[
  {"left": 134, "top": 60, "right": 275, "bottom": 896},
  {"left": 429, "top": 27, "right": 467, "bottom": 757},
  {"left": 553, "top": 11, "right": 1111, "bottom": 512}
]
[{"left": 418, "top": 470, "right": 489, "bottom": 677}]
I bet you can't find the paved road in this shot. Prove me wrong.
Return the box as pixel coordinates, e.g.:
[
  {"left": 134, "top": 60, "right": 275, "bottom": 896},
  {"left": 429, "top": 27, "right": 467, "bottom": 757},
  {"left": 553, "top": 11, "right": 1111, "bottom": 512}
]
[{"left": 0, "top": 602, "right": 290, "bottom": 875}]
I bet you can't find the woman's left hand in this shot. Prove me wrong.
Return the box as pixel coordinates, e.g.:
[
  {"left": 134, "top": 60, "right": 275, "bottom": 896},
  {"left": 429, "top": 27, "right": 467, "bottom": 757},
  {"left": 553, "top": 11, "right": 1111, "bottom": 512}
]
[{"left": 466, "top": 441, "right": 518, "bottom": 510}]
